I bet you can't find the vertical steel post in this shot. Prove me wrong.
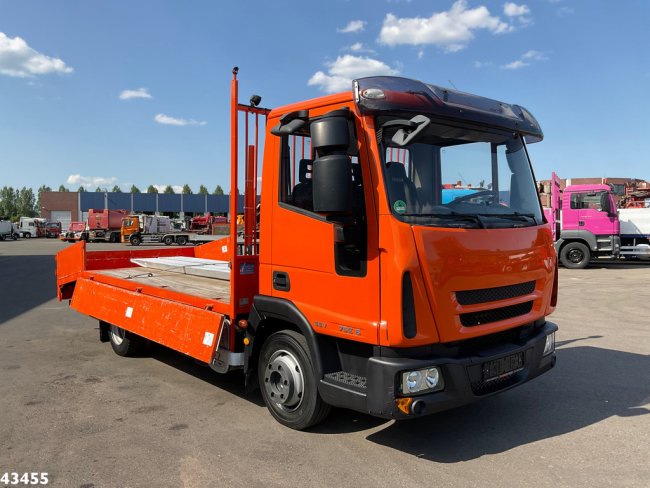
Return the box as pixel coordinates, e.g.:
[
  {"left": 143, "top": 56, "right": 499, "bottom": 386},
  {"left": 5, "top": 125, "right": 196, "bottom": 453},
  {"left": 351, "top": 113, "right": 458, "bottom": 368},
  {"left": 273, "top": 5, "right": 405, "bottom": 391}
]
[{"left": 230, "top": 67, "right": 239, "bottom": 314}]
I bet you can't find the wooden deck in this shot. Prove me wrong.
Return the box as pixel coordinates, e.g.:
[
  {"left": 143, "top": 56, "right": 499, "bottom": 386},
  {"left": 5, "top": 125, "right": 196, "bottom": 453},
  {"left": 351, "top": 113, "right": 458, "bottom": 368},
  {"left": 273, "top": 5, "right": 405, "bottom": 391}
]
[{"left": 98, "top": 266, "right": 231, "bottom": 303}]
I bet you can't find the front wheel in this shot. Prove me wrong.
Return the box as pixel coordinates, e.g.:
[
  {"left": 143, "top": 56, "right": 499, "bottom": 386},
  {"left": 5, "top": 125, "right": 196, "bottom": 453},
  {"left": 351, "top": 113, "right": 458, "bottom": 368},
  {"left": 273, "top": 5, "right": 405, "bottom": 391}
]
[
  {"left": 23, "top": 232, "right": 31, "bottom": 239},
  {"left": 560, "top": 241, "right": 591, "bottom": 269},
  {"left": 258, "top": 330, "right": 331, "bottom": 430},
  {"left": 163, "top": 235, "right": 174, "bottom": 246},
  {"left": 130, "top": 235, "right": 142, "bottom": 246},
  {"left": 109, "top": 324, "right": 145, "bottom": 356}
]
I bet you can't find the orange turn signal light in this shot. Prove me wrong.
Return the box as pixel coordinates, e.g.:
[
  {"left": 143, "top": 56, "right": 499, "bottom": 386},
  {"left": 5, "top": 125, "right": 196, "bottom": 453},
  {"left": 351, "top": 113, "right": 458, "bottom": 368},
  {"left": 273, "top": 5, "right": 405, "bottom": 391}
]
[
  {"left": 395, "top": 397, "right": 413, "bottom": 415},
  {"left": 243, "top": 337, "right": 250, "bottom": 346}
]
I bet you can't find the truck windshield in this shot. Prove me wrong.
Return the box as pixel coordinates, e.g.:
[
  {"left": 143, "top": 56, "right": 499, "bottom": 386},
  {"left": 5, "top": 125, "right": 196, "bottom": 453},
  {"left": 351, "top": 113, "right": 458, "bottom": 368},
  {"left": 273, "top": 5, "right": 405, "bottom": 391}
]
[{"left": 380, "top": 119, "right": 543, "bottom": 228}]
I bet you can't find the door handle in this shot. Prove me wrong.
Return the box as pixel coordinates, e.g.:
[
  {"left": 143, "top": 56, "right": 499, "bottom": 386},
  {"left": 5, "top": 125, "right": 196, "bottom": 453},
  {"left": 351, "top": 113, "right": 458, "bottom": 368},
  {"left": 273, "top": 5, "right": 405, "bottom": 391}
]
[
  {"left": 273, "top": 271, "right": 290, "bottom": 292},
  {"left": 578, "top": 220, "right": 585, "bottom": 226}
]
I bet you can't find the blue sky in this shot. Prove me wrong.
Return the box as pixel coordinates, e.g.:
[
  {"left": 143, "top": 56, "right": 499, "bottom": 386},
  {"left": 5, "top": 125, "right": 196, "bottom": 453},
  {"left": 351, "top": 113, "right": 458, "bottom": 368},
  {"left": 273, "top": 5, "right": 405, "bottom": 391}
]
[{"left": 1, "top": 0, "right": 649, "bottom": 192}]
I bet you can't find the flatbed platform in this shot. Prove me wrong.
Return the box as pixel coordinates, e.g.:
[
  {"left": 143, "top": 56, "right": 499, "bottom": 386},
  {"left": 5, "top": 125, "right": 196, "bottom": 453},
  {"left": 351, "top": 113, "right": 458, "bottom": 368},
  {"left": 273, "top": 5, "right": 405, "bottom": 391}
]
[{"left": 97, "top": 266, "right": 231, "bottom": 303}]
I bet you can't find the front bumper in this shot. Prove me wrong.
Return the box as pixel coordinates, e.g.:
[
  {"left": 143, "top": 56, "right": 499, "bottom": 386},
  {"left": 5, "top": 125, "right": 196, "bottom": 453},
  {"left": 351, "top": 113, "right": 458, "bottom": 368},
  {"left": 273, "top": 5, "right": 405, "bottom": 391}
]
[{"left": 318, "top": 322, "right": 557, "bottom": 419}]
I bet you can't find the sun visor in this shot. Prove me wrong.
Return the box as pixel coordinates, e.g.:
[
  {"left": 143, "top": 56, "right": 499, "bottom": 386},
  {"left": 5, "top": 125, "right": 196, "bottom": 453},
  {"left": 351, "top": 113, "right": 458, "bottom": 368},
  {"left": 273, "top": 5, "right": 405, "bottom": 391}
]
[{"left": 353, "top": 76, "right": 543, "bottom": 143}]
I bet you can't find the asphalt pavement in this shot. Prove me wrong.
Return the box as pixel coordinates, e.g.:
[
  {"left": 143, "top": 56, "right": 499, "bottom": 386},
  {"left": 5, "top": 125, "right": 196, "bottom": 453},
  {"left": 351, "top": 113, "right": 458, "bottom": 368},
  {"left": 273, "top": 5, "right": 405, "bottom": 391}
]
[{"left": 1, "top": 239, "right": 648, "bottom": 487}]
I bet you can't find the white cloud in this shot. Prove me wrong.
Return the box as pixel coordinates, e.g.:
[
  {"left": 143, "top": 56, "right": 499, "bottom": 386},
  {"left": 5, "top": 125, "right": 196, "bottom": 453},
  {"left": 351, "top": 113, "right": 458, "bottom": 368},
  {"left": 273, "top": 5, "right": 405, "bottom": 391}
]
[
  {"left": 154, "top": 113, "right": 207, "bottom": 126},
  {"left": 67, "top": 174, "right": 118, "bottom": 188},
  {"left": 502, "top": 60, "right": 528, "bottom": 70},
  {"left": 556, "top": 6, "right": 574, "bottom": 17},
  {"left": 503, "top": 3, "right": 530, "bottom": 17},
  {"left": 153, "top": 184, "right": 183, "bottom": 193},
  {"left": 522, "top": 50, "right": 547, "bottom": 60},
  {"left": 308, "top": 55, "right": 399, "bottom": 93},
  {"left": 337, "top": 20, "right": 366, "bottom": 33},
  {"left": 503, "top": 2, "right": 532, "bottom": 25},
  {"left": 378, "top": 1, "right": 512, "bottom": 52},
  {"left": 474, "top": 60, "right": 493, "bottom": 68},
  {"left": 0, "top": 32, "right": 73, "bottom": 78},
  {"left": 344, "top": 42, "right": 376, "bottom": 55},
  {"left": 502, "top": 49, "right": 548, "bottom": 69},
  {"left": 119, "top": 88, "right": 152, "bottom": 100}
]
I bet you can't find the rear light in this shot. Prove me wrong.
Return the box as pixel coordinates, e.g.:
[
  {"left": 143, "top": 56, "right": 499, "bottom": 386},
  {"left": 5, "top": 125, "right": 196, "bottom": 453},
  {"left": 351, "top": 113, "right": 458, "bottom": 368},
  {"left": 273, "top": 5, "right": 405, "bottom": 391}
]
[{"left": 402, "top": 272, "right": 417, "bottom": 339}]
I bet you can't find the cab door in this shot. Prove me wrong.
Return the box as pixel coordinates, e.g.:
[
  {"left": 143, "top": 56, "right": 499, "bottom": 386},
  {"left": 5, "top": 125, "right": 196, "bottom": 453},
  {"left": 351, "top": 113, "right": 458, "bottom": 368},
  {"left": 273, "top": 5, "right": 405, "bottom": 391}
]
[
  {"left": 267, "top": 112, "right": 380, "bottom": 345},
  {"left": 574, "top": 191, "right": 617, "bottom": 236}
]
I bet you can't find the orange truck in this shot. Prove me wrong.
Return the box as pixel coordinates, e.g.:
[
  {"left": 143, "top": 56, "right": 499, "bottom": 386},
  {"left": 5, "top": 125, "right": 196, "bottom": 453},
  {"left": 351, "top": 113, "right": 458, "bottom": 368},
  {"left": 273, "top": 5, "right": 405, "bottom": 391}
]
[{"left": 55, "top": 68, "right": 558, "bottom": 430}]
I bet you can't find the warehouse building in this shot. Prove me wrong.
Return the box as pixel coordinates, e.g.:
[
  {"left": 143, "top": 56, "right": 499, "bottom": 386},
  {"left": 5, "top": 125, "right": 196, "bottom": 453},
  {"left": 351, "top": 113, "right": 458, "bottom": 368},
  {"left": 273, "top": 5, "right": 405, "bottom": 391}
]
[{"left": 40, "top": 191, "right": 243, "bottom": 229}]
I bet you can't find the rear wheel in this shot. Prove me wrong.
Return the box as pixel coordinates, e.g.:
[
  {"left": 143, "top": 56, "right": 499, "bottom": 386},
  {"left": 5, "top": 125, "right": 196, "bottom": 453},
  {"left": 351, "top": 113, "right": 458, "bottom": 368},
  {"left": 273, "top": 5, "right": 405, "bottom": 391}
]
[
  {"left": 258, "top": 330, "right": 331, "bottom": 430},
  {"left": 130, "top": 235, "right": 142, "bottom": 246},
  {"left": 176, "top": 235, "right": 188, "bottom": 246},
  {"left": 560, "top": 241, "right": 591, "bottom": 269},
  {"left": 109, "top": 232, "right": 118, "bottom": 243},
  {"left": 109, "top": 324, "right": 145, "bottom": 357},
  {"left": 163, "top": 235, "right": 174, "bottom": 246}
]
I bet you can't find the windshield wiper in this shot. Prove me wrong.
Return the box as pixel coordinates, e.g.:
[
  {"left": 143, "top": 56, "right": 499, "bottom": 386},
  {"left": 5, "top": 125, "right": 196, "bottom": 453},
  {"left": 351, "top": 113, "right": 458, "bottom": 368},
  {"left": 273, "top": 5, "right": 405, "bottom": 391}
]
[
  {"left": 476, "top": 212, "right": 538, "bottom": 224},
  {"left": 401, "top": 212, "right": 486, "bottom": 228}
]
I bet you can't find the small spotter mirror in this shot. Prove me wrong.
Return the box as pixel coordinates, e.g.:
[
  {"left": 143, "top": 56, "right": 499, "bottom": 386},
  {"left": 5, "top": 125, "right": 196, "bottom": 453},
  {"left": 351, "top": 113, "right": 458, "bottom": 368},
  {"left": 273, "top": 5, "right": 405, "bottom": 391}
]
[{"left": 383, "top": 115, "right": 431, "bottom": 147}]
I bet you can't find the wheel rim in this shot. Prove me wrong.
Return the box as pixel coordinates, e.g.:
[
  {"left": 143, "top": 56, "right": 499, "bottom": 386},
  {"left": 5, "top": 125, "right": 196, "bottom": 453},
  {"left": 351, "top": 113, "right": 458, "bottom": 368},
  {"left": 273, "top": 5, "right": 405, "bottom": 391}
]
[
  {"left": 110, "top": 325, "right": 125, "bottom": 345},
  {"left": 263, "top": 349, "right": 304, "bottom": 411},
  {"left": 568, "top": 248, "right": 584, "bottom": 264}
]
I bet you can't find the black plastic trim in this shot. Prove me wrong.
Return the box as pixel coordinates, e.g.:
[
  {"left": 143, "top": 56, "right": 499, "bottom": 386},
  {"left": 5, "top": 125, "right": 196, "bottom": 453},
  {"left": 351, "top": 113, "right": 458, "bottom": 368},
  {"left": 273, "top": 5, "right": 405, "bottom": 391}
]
[{"left": 246, "top": 296, "right": 324, "bottom": 378}]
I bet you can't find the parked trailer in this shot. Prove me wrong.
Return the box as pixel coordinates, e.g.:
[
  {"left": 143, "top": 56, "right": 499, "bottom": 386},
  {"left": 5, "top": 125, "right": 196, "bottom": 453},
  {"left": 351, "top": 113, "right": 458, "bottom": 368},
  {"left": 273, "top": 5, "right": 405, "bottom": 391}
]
[
  {"left": 0, "top": 220, "right": 18, "bottom": 240},
  {"left": 56, "top": 69, "right": 558, "bottom": 430},
  {"left": 87, "top": 209, "right": 130, "bottom": 243}
]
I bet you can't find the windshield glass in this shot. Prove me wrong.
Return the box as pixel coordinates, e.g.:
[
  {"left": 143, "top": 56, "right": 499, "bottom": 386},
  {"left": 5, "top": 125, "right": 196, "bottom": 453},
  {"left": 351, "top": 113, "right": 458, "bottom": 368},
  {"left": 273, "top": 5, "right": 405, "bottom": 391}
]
[{"left": 380, "top": 120, "right": 543, "bottom": 229}]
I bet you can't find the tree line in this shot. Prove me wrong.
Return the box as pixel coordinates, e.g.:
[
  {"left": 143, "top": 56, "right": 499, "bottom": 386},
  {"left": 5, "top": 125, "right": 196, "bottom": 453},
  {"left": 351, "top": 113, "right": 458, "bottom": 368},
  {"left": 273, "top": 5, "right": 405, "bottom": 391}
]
[{"left": 0, "top": 184, "right": 226, "bottom": 221}]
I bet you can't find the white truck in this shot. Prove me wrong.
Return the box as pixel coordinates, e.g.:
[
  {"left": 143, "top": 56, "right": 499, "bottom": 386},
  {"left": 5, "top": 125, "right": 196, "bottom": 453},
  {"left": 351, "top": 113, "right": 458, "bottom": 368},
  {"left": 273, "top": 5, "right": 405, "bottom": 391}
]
[
  {"left": 122, "top": 214, "right": 224, "bottom": 246},
  {"left": 17, "top": 217, "right": 45, "bottom": 238},
  {"left": 0, "top": 220, "right": 19, "bottom": 240}
]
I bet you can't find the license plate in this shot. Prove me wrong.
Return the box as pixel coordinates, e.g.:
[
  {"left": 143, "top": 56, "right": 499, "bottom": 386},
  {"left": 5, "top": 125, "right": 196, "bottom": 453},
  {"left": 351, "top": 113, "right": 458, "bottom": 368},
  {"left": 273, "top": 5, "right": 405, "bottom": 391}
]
[{"left": 482, "top": 352, "right": 524, "bottom": 382}]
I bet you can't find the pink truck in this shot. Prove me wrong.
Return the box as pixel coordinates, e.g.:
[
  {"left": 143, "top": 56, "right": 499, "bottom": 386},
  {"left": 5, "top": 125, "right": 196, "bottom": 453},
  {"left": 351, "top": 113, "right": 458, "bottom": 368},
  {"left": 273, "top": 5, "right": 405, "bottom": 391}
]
[{"left": 544, "top": 172, "right": 650, "bottom": 268}]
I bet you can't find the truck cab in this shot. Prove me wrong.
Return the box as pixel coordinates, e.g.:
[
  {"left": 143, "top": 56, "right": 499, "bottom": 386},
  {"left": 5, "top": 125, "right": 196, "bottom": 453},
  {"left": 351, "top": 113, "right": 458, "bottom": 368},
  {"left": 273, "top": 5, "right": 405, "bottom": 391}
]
[
  {"left": 18, "top": 217, "right": 44, "bottom": 238},
  {"left": 56, "top": 72, "right": 558, "bottom": 429}
]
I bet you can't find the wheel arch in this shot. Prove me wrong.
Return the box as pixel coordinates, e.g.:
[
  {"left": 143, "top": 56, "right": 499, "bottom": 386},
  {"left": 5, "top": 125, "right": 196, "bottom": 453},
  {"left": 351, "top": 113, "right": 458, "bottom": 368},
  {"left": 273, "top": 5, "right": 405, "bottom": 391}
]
[{"left": 245, "top": 296, "right": 329, "bottom": 387}]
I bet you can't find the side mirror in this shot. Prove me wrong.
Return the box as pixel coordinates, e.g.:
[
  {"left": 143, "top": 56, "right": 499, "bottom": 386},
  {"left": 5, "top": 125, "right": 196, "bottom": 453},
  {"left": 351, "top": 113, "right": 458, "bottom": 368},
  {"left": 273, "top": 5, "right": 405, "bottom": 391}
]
[
  {"left": 313, "top": 154, "right": 352, "bottom": 213},
  {"left": 310, "top": 112, "right": 353, "bottom": 214}
]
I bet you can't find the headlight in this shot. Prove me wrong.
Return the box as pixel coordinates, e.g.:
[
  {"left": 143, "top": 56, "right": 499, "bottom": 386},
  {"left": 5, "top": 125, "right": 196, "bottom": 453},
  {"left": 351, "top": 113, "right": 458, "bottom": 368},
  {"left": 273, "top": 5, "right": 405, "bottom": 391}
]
[
  {"left": 400, "top": 367, "right": 444, "bottom": 395},
  {"left": 543, "top": 332, "right": 555, "bottom": 356}
]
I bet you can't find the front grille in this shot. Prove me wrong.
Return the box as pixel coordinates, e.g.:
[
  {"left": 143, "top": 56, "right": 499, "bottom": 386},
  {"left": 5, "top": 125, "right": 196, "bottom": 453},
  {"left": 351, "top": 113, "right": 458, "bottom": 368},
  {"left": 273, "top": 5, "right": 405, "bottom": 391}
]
[
  {"left": 456, "top": 281, "right": 536, "bottom": 305},
  {"left": 460, "top": 301, "right": 534, "bottom": 327},
  {"left": 471, "top": 371, "right": 523, "bottom": 395}
]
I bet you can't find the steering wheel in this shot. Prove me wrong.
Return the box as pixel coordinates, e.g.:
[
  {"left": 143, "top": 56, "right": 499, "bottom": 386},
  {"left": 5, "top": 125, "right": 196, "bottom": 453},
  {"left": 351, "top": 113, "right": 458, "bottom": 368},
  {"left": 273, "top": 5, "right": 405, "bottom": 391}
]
[{"left": 449, "top": 190, "right": 496, "bottom": 204}]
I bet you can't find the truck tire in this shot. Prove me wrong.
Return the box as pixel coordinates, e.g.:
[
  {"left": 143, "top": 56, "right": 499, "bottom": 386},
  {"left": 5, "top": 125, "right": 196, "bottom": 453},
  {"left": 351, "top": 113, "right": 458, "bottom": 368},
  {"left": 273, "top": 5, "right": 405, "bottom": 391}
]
[
  {"left": 163, "top": 235, "right": 174, "bottom": 246},
  {"left": 560, "top": 241, "right": 591, "bottom": 269},
  {"left": 130, "top": 235, "right": 142, "bottom": 246},
  {"left": 109, "top": 324, "right": 145, "bottom": 357},
  {"left": 24, "top": 232, "right": 31, "bottom": 239},
  {"left": 177, "top": 235, "right": 188, "bottom": 246},
  {"left": 109, "top": 232, "right": 119, "bottom": 243},
  {"left": 258, "top": 330, "right": 331, "bottom": 430}
]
